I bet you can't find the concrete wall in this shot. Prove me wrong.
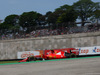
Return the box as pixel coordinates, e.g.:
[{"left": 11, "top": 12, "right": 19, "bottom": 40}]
[{"left": 0, "top": 31, "right": 100, "bottom": 60}]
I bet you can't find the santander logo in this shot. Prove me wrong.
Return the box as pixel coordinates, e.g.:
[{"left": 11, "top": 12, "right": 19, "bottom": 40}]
[{"left": 21, "top": 52, "right": 34, "bottom": 58}]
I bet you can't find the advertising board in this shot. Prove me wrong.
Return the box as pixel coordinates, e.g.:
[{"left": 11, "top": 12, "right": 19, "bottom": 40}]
[
  {"left": 76, "top": 46, "right": 100, "bottom": 55},
  {"left": 17, "top": 51, "right": 39, "bottom": 59}
]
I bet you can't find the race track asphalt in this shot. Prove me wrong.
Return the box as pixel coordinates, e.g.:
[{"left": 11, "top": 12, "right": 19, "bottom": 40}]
[{"left": 0, "top": 57, "right": 100, "bottom": 75}]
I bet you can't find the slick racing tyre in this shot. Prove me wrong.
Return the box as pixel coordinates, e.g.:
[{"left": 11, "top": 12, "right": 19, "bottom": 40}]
[
  {"left": 27, "top": 56, "right": 36, "bottom": 61},
  {"left": 70, "top": 53, "right": 76, "bottom": 58}
]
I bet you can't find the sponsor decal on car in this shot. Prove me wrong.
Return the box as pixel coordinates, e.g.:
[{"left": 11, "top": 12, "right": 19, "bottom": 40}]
[
  {"left": 49, "top": 56, "right": 52, "bottom": 58},
  {"left": 54, "top": 56, "right": 56, "bottom": 58}
]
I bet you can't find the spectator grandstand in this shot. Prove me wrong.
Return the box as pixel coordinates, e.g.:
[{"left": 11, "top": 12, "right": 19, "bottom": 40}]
[{"left": 0, "top": 24, "right": 100, "bottom": 40}]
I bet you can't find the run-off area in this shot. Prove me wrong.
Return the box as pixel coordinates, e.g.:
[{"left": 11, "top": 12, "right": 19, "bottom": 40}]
[{"left": 0, "top": 57, "right": 100, "bottom": 75}]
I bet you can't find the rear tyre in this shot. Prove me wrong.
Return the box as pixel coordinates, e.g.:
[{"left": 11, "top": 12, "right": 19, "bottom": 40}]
[
  {"left": 27, "top": 56, "right": 36, "bottom": 61},
  {"left": 70, "top": 53, "right": 76, "bottom": 58}
]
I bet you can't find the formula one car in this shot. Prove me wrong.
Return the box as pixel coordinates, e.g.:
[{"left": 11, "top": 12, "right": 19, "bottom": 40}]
[{"left": 19, "top": 48, "right": 79, "bottom": 62}]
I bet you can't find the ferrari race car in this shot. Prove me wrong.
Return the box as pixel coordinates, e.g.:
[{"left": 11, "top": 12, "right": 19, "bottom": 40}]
[{"left": 19, "top": 48, "right": 79, "bottom": 62}]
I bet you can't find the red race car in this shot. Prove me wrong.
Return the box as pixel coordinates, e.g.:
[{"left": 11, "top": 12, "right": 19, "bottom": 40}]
[{"left": 19, "top": 48, "right": 79, "bottom": 62}]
